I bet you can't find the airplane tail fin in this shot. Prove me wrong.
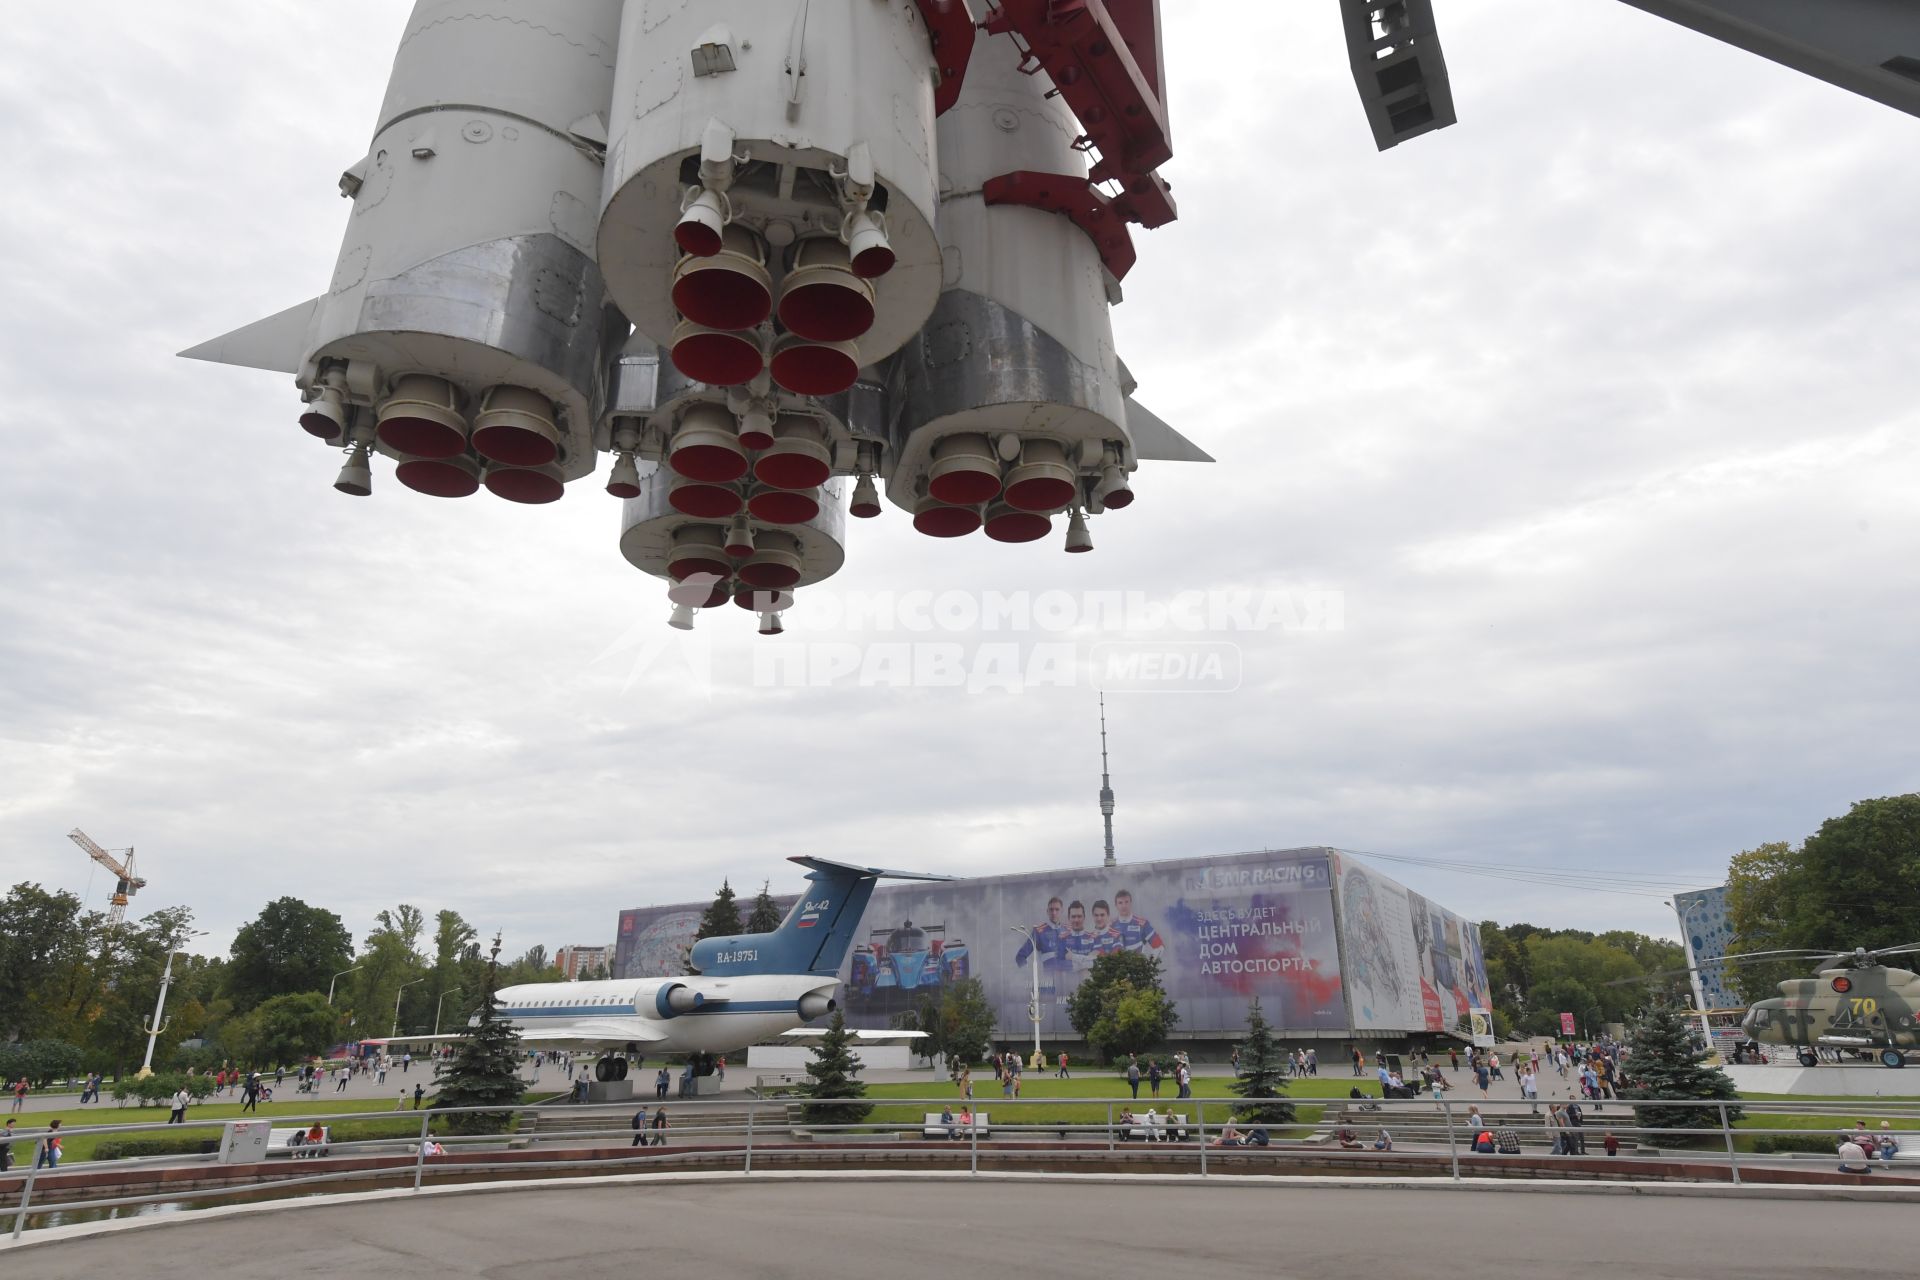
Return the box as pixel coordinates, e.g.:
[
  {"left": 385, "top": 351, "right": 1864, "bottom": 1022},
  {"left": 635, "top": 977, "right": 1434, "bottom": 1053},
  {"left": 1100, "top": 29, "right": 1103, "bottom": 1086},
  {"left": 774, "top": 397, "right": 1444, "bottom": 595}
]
[{"left": 688, "top": 858, "right": 953, "bottom": 979}]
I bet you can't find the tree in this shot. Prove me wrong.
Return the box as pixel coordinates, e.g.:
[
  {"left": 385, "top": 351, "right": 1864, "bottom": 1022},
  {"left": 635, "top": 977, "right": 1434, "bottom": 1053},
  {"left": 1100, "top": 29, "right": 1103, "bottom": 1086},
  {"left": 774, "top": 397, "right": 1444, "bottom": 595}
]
[
  {"left": 0, "top": 884, "right": 86, "bottom": 1040},
  {"left": 910, "top": 977, "right": 995, "bottom": 1069},
  {"left": 0, "top": 1040, "right": 86, "bottom": 1088},
  {"left": 429, "top": 909, "right": 479, "bottom": 1036},
  {"left": 1619, "top": 998, "right": 1742, "bottom": 1141},
  {"left": 746, "top": 881, "right": 784, "bottom": 934},
  {"left": 435, "top": 936, "right": 525, "bottom": 1135},
  {"left": 1065, "top": 951, "right": 1177, "bottom": 1063},
  {"left": 83, "top": 906, "right": 202, "bottom": 1073},
  {"left": 695, "top": 880, "right": 742, "bottom": 942},
  {"left": 351, "top": 904, "right": 429, "bottom": 1037},
  {"left": 225, "top": 992, "right": 340, "bottom": 1069},
  {"left": 499, "top": 946, "right": 563, "bottom": 987},
  {"left": 1727, "top": 796, "right": 1920, "bottom": 997},
  {"left": 225, "top": 897, "right": 354, "bottom": 1012},
  {"left": 1228, "top": 999, "right": 1294, "bottom": 1126},
  {"left": 799, "top": 1008, "right": 871, "bottom": 1128}
]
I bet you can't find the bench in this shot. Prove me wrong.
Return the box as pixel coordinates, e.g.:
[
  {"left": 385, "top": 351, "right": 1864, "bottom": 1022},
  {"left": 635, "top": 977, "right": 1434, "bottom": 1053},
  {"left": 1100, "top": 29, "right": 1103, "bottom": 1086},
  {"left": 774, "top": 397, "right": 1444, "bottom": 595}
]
[
  {"left": 268, "top": 1126, "right": 331, "bottom": 1158},
  {"left": 921, "top": 1112, "right": 991, "bottom": 1139},
  {"left": 1118, "top": 1113, "right": 1189, "bottom": 1141}
]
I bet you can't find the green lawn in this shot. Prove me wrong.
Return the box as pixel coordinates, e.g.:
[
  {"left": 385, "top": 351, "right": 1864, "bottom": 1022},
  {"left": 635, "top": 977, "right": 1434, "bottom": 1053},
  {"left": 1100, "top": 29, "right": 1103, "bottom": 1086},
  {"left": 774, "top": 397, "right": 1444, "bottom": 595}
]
[
  {"left": 844, "top": 1074, "right": 1346, "bottom": 1136},
  {"left": 2, "top": 1094, "right": 447, "bottom": 1165}
]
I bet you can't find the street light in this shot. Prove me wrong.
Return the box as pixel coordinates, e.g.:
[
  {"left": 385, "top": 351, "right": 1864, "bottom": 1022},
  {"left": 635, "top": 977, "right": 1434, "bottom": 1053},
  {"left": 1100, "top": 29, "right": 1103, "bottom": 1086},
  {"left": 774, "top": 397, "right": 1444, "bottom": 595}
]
[
  {"left": 1008, "top": 926, "right": 1043, "bottom": 1061},
  {"left": 328, "top": 965, "right": 363, "bottom": 1006},
  {"left": 138, "top": 929, "right": 207, "bottom": 1078},
  {"left": 392, "top": 977, "right": 428, "bottom": 1038},
  {"left": 1665, "top": 897, "right": 1721, "bottom": 1054},
  {"left": 434, "top": 988, "right": 464, "bottom": 1036}
]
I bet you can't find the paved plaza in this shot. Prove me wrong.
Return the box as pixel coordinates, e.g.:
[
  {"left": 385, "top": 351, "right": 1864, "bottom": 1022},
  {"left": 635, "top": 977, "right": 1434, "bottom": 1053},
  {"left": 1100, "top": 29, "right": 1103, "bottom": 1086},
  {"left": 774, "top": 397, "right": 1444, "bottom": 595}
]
[{"left": 8, "top": 1178, "right": 1907, "bottom": 1277}]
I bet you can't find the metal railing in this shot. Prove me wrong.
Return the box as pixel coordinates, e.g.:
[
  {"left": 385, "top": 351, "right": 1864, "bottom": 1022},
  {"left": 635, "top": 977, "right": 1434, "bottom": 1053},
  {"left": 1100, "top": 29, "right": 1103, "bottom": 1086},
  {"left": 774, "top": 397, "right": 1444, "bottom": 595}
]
[{"left": 6, "top": 1092, "right": 1918, "bottom": 1239}]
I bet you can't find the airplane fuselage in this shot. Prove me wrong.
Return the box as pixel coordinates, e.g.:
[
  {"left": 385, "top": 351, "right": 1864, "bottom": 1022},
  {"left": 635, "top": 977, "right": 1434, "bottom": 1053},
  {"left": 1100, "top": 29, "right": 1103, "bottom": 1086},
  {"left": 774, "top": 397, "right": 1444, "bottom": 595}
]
[{"left": 488, "top": 972, "right": 839, "bottom": 1057}]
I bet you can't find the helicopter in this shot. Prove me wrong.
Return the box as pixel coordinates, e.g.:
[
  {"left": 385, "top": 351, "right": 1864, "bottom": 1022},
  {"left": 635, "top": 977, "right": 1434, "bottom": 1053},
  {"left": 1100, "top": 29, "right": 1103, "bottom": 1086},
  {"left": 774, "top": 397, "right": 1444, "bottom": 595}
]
[
  {"left": 1739, "top": 945, "right": 1920, "bottom": 1069},
  {"left": 1610, "top": 943, "right": 1920, "bottom": 1068}
]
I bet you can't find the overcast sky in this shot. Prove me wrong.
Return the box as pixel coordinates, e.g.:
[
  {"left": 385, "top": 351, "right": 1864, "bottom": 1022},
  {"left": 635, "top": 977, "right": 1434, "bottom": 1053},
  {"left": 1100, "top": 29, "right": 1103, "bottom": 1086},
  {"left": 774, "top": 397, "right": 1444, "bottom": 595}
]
[{"left": 2, "top": 2, "right": 1915, "bottom": 964}]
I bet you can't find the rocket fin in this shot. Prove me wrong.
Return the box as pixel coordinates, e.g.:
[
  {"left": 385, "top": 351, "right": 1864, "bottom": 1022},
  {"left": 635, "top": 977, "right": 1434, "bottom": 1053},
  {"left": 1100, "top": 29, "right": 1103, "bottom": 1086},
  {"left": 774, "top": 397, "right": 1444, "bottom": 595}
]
[
  {"left": 177, "top": 297, "right": 318, "bottom": 374},
  {"left": 1127, "top": 395, "right": 1213, "bottom": 463}
]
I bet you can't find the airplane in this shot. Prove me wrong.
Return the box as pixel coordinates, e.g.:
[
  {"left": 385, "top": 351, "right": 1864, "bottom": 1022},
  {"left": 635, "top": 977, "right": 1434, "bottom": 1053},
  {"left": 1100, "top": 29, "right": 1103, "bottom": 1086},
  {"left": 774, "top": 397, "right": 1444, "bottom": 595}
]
[{"left": 376, "top": 856, "right": 951, "bottom": 1081}]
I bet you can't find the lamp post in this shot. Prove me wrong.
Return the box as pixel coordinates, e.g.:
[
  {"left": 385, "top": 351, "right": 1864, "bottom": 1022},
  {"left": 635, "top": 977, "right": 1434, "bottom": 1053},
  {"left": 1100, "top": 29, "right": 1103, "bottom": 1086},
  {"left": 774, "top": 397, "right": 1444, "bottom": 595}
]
[
  {"left": 392, "top": 977, "right": 427, "bottom": 1038},
  {"left": 327, "top": 965, "right": 363, "bottom": 1007},
  {"left": 137, "top": 930, "right": 205, "bottom": 1078},
  {"left": 1008, "top": 926, "right": 1043, "bottom": 1060},
  {"left": 1666, "top": 897, "right": 1720, "bottom": 1053},
  {"left": 434, "top": 988, "right": 464, "bottom": 1036}
]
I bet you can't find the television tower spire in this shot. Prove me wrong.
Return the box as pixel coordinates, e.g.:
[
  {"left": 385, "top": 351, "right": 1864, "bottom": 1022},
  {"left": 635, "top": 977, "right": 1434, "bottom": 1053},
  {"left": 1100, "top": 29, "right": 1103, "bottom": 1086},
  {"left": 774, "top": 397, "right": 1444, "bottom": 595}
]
[{"left": 1098, "top": 693, "right": 1116, "bottom": 868}]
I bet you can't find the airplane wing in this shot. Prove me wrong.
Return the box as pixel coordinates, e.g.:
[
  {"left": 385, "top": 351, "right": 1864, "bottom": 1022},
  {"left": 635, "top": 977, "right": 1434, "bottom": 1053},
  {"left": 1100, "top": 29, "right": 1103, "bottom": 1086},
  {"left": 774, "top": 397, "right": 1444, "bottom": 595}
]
[
  {"left": 788, "top": 855, "right": 957, "bottom": 882},
  {"left": 369, "top": 1021, "right": 669, "bottom": 1047},
  {"left": 780, "top": 1028, "right": 929, "bottom": 1039}
]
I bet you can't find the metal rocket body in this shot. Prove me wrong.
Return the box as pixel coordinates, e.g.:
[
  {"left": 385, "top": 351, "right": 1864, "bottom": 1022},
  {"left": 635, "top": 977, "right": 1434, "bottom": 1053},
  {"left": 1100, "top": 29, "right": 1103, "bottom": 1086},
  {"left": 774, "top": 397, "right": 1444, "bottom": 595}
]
[{"left": 185, "top": 0, "right": 1206, "bottom": 629}]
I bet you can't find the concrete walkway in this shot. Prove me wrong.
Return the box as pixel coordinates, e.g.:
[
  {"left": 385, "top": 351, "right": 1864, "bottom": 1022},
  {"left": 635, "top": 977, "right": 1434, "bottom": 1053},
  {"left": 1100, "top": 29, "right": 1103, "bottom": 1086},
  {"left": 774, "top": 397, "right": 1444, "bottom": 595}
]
[{"left": 6, "top": 1178, "right": 1911, "bottom": 1274}]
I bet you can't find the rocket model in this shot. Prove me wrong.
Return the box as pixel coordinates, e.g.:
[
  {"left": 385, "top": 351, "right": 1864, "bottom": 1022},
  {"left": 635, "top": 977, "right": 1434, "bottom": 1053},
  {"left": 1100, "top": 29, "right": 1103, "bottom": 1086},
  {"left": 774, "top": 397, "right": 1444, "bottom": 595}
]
[{"left": 184, "top": 1, "right": 1207, "bottom": 633}]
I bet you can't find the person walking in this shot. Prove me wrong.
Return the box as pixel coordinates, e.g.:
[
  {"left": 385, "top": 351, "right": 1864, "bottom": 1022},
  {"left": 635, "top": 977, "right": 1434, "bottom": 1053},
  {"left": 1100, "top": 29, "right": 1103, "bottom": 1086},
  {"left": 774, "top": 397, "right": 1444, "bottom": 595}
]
[
  {"left": 336, "top": 1067, "right": 350, "bottom": 1093},
  {"left": 34, "top": 1120, "right": 63, "bottom": 1169},
  {"left": 649, "top": 1106, "right": 669, "bottom": 1146},
  {"left": 241, "top": 1073, "right": 261, "bottom": 1113},
  {"left": 412, "top": 1082, "right": 425, "bottom": 1109},
  {"left": 656, "top": 1067, "right": 671, "bottom": 1101},
  {"left": 10, "top": 1078, "right": 26, "bottom": 1113},
  {"left": 1230, "top": 1047, "right": 1241, "bottom": 1077},
  {"left": 1056, "top": 1050, "right": 1070, "bottom": 1079},
  {"left": 1519, "top": 1066, "right": 1538, "bottom": 1112},
  {"left": 0, "top": 1118, "right": 15, "bottom": 1172},
  {"left": 1126, "top": 1055, "right": 1141, "bottom": 1098},
  {"left": 631, "top": 1105, "right": 650, "bottom": 1147},
  {"left": 168, "top": 1086, "right": 191, "bottom": 1124},
  {"left": 1148, "top": 1060, "right": 1162, "bottom": 1097}
]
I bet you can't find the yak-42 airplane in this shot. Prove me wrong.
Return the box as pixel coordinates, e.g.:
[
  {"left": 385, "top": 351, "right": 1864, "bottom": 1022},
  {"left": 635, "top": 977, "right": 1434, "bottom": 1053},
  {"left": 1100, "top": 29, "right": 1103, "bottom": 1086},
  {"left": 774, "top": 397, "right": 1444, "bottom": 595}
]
[{"left": 377, "top": 857, "right": 951, "bottom": 1081}]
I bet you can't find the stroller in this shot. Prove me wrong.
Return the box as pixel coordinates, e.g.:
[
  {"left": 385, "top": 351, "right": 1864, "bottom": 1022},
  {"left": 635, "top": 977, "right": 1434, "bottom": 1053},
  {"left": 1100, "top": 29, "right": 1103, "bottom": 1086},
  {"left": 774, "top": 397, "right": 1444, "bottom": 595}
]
[{"left": 1349, "top": 1087, "right": 1383, "bottom": 1113}]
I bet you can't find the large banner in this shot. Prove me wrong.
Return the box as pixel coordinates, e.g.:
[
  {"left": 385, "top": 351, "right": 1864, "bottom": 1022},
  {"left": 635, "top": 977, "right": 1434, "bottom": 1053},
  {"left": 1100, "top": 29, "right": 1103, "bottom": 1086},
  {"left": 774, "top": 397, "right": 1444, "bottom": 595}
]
[
  {"left": 613, "top": 850, "right": 1350, "bottom": 1035},
  {"left": 1334, "top": 855, "right": 1492, "bottom": 1034},
  {"left": 843, "top": 850, "right": 1349, "bottom": 1036},
  {"left": 614, "top": 896, "right": 795, "bottom": 979}
]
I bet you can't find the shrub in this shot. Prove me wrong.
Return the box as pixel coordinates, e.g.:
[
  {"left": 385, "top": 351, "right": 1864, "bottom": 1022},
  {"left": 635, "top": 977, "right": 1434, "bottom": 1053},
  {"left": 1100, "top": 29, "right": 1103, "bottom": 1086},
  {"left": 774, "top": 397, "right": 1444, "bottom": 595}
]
[
  {"left": 93, "top": 1136, "right": 220, "bottom": 1161},
  {"left": 1749, "top": 1132, "right": 1841, "bottom": 1155}
]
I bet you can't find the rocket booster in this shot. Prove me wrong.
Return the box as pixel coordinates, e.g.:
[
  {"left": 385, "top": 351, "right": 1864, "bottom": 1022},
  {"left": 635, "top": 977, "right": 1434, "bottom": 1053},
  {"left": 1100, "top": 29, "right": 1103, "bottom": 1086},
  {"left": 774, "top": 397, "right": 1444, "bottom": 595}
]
[{"left": 185, "top": 0, "right": 1207, "bottom": 632}]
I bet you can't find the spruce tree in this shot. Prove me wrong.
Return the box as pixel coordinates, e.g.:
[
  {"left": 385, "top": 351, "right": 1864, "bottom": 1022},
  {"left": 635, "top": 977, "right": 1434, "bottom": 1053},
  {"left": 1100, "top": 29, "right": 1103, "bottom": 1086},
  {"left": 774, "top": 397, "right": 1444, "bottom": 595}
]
[
  {"left": 1228, "top": 998, "right": 1295, "bottom": 1127},
  {"left": 746, "top": 881, "right": 784, "bottom": 934},
  {"left": 799, "top": 1008, "right": 872, "bottom": 1128},
  {"left": 1618, "top": 998, "right": 1742, "bottom": 1140},
  {"left": 434, "top": 934, "right": 525, "bottom": 1136},
  {"left": 695, "top": 880, "right": 742, "bottom": 941}
]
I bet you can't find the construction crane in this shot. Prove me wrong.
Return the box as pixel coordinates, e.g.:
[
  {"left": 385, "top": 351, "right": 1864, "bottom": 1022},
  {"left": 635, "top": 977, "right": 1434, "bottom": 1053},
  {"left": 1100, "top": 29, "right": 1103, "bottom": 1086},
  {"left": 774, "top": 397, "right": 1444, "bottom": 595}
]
[{"left": 68, "top": 828, "right": 145, "bottom": 927}]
